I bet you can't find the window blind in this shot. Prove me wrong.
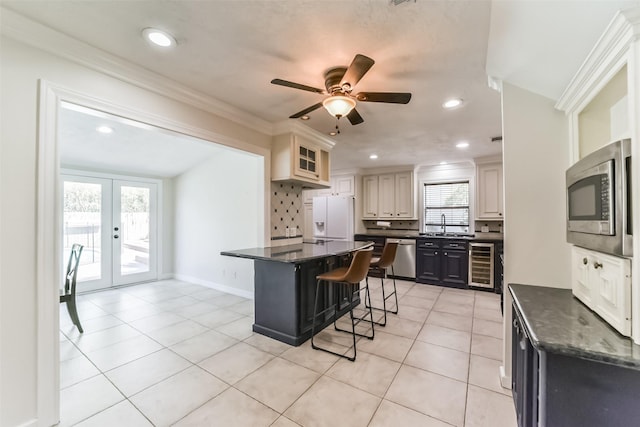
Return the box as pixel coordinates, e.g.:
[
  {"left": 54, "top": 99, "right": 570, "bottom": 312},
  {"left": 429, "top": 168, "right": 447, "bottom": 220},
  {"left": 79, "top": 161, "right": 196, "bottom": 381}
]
[{"left": 424, "top": 181, "right": 470, "bottom": 226}]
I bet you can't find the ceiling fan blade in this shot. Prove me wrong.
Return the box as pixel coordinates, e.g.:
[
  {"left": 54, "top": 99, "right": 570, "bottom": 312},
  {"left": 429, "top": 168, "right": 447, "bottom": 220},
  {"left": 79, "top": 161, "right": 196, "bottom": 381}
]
[
  {"left": 346, "top": 108, "right": 364, "bottom": 125},
  {"left": 289, "top": 102, "right": 323, "bottom": 119},
  {"left": 340, "top": 54, "right": 375, "bottom": 89},
  {"left": 271, "top": 78, "right": 324, "bottom": 94},
  {"left": 355, "top": 92, "right": 412, "bottom": 104}
]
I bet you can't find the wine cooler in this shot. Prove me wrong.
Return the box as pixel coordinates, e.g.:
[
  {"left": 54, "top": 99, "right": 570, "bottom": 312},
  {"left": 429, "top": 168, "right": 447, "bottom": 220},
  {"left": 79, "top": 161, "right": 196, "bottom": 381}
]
[{"left": 469, "top": 242, "right": 495, "bottom": 289}]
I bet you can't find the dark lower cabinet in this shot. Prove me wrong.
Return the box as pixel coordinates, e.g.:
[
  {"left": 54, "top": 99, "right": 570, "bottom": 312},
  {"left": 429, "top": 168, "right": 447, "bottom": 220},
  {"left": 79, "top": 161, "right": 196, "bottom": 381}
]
[
  {"left": 511, "top": 298, "right": 640, "bottom": 427},
  {"left": 511, "top": 308, "right": 538, "bottom": 427},
  {"left": 354, "top": 234, "right": 385, "bottom": 277},
  {"left": 416, "top": 238, "right": 468, "bottom": 288}
]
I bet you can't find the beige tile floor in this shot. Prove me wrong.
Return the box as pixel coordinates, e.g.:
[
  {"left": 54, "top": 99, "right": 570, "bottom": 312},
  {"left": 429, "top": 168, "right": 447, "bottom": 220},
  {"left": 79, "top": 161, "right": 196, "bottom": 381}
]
[{"left": 59, "top": 278, "right": 516, "bottom": 427}]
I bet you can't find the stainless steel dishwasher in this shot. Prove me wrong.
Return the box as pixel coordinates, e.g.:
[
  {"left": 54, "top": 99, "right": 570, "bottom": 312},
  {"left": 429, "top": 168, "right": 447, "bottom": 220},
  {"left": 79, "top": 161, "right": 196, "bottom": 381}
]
[{"left": 388, "top": 238, "right": 416, "bottom": 279}]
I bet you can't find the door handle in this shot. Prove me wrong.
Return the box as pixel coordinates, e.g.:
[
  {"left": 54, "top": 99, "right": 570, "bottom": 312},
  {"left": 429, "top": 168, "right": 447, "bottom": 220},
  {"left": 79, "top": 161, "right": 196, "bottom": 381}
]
[
  {"left": 113, "top": 234, "right": 119, "bottom": 239},
  {"left": 593, "top": 261, "right": 603, "bottom": 269}
]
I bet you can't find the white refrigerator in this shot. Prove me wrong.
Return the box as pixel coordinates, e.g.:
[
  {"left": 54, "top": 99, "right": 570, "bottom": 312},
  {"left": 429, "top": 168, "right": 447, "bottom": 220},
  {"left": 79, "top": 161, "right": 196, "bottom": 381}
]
[{"left": 312, "top": 196, "right": 355, "bottom": 241}]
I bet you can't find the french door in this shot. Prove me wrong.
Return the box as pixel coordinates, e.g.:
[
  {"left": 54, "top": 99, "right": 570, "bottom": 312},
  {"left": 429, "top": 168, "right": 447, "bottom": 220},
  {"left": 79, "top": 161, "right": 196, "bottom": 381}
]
[{"left": 62, "top": 174, "right": 158, "bottom": 292}]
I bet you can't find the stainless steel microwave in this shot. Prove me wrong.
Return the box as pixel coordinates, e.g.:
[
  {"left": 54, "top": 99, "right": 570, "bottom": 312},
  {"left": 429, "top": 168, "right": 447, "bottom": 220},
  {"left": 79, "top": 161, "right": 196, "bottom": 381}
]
[{"left": 566, "top": 139, "right": 632, "bottom": 257}]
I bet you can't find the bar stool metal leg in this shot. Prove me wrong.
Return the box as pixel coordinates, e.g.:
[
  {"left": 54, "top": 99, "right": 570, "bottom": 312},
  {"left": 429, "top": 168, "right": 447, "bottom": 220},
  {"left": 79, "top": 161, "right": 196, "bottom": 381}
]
[{"left": 310, "top": 249, "right": 375, "bottom": 362}]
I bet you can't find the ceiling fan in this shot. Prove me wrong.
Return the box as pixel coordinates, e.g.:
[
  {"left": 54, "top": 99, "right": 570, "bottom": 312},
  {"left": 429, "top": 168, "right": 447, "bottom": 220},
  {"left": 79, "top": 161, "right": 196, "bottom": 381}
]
[{"left": 271, "top": 54, "right": 412, "bottom": 126}]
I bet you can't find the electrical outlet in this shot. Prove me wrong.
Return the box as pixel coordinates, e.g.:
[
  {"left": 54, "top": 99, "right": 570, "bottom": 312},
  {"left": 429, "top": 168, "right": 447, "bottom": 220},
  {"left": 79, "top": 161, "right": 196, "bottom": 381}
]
[
  {"left": 290, "top": 227, "right": 297, "bottom": 237},
  {"left": 285, "top": 227, "right": 290, "bottom": 237}
]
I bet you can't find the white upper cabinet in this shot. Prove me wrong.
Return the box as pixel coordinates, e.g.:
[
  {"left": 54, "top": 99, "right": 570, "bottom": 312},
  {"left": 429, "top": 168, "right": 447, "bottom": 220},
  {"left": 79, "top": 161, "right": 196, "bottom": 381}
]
[
  {"left": 362, "top": 171, "right": 415, "bottom": 219},
  {"left": 272, "top": 131, "right": 333, "bottom": 189},
  {"left": 378, "top": 174, "right": 396, "bottom": 218},
  {"left": 476, "top": 162, "right": 503, "bottom": 219},
  {"left": 302, "top": 174, "right": 355, "bottom": 203},
  {"left": 331, "top": 175, "right": 355, "bottom": 196},
  {"left": 394, "top": 171, "right": 414, "bottom": 217},
  {"left": 362, "top": 175, "right": 379, "bottom": 218}
]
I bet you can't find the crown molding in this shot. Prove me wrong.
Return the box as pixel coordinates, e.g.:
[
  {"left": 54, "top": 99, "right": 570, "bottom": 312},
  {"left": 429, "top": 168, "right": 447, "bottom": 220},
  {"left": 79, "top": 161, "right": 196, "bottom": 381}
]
[
  {"left": 0, "top": 7, "right": 274, "bottom": 136},
  {"left": 272, "top": 120, "right": 337, "bottom": 150},
  {"left": 556, "top": 8, "right": 640, "bottom": 112}
]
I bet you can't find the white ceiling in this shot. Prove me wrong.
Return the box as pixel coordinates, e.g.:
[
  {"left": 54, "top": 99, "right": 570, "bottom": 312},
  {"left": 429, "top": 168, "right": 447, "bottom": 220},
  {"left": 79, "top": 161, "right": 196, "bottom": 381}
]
[
  {"left": 3, "top": 1, "right": 638, "bottom": 174},
  {"left": 59, "top": 103, "right": 225, "bottom": 177}
]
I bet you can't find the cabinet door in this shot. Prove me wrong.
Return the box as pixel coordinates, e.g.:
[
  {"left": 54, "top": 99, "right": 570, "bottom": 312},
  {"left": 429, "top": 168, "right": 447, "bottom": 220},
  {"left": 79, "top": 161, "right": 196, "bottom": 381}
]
[
  {"left": 394, "top": 171, "right": 414, "bottom": 218},
  {"left": 293, "top": 138, "right": 319, "bottom": 180},
  {"left": 477, "top": 163, "right": 503, "bottom": 219},
  {"left": 416, "top": 248, "right": 440, "bottom": 283},
  {"left": 303, "top": 204, "right": 314, "bottom": 239},
  {"left": 441, "top": 249, "right": 469, "bottom": 287},
  {"left": 332, "top": 175, "right": 355, "bottom": 196},
  {"left": 591, "top": 253, "right": 631, "bottom": 336},
  {"left": 362, "top": 175, "right": 379, "bottom": 218},
  {"left": 571, "top": 246, "right": 592, "bottom": 306},
  {"left": 378, "top": 173, "right": 396, "bottom": 218},
  {"left": 416, "top": 240, "right": 440, "bottom": 284}
]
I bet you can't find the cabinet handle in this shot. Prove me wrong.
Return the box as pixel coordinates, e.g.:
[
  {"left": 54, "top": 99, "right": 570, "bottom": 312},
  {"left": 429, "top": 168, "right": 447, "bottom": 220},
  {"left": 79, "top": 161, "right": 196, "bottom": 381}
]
[
  {"left": 444, "top": 252, "right": 447, "bottom": 256},
  {"left": 582, "top": 257, "right": 588, "bottom": 265},
  {"left": 435, "top": 251, "right": 438, "bottom": 255},
  {"left": 593, "top": 261, "right": 603, "bottom": 269}
]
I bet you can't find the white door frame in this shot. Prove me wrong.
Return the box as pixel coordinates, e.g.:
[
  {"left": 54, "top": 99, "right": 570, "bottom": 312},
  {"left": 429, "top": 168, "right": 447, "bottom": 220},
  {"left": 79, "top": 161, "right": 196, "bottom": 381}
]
[{"left": 37, "top": 80, "right": 270, "bottom": 426}]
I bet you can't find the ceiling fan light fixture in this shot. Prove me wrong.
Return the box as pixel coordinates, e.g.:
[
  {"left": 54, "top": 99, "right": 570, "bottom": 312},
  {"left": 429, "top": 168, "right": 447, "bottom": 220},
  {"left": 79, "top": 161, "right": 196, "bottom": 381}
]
[
  {"left": 322, "top": 96, "right": 356, "bottom": 118},
  {"left": 142, "top": 28, "right": 176, "bottom": 47}
]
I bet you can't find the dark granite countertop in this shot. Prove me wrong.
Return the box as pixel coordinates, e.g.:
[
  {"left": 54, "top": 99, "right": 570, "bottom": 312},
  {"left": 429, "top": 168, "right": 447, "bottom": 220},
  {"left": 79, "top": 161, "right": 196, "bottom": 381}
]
[
  {"left": 509, "top": 284, "right": 640, "bottom": 369},
  {"left": 355, "top": 230, "right": 420, "bottom": 239},
  {"left": 221, "top": 241, "right": 373, "bottom": 264},
  {"left": 355, "top": 230, "right": 503, "bottom": 242}
]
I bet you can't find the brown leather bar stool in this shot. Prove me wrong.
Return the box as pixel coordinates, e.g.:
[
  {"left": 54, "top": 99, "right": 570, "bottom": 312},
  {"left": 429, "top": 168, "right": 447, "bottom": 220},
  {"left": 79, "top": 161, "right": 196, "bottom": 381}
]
[
  {"left": 366, "top": 241, "right": 399, "bottom": 327},
  {"left": 311, "top": 248, "right": 374, "bottom": 361}
]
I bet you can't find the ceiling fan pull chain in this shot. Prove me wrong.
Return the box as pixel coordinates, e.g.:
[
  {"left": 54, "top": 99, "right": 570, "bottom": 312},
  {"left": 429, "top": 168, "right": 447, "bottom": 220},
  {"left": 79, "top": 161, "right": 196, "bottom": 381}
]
[{"left": 335, "top": 119, "right": 341, "bottom": 135}]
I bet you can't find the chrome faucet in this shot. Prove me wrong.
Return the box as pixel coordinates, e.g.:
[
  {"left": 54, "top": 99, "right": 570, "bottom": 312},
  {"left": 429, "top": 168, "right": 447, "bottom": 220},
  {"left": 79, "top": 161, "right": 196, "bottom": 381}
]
[{"left": 441, "top": 213, "right": 446, "bottom": 234}]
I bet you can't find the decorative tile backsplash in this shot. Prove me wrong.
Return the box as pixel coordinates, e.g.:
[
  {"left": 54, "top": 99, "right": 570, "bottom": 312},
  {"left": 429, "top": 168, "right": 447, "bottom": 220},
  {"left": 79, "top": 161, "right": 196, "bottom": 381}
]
[{"left": 271, "top": 182, "right": 303, "bottom": 238}]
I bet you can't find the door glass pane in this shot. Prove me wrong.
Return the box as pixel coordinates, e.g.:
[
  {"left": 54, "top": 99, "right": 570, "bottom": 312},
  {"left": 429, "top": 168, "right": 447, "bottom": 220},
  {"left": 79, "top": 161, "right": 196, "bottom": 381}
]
[
  {"left": 119, "top": 186, "right": 150, "bottom": 276},
  {"left": 63, "top": 181, "right": 102, "bottom": 282}
]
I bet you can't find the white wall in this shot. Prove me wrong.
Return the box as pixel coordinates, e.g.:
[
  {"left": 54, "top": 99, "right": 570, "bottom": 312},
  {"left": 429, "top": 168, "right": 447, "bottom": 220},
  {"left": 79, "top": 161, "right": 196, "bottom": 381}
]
[
  {"left": 0, "top": 35, "right": 270, "bottom": 427},
  {"left": 500, "top": 82, "right": 571, "bottom": 383},
  {"left": 173, "top": 150, "right": 263, "bottom": 296}
]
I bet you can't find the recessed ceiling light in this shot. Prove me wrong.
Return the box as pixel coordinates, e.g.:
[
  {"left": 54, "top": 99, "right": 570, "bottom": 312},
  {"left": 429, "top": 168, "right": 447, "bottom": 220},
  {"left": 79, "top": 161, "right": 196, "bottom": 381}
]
[
  {"left": 369, "top": 154, "right": 378, "bottom": 159},
  {"left": 443, "top": 98, "right": 463, "bottom": 109},
  {"left": 456, "top": 142, "right": 469, "bottom": 148},
  {"left": 96, "top": 125, "right": 113, "bottom": 134},
  {"left": 300, "top": 115, "right": 310, "bottom": 121},
  {"left": 142, "top": 28, "right": 176, "bottom": 47},
  {"left": 329, "top": 131, "right": 337, "bottom": 136}
]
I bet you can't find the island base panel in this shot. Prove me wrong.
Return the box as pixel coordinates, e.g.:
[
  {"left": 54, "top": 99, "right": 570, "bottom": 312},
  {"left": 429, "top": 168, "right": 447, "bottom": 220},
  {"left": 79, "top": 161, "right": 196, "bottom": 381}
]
[{"left": 254, "top": 260, "right": 299, "bottom": 342}]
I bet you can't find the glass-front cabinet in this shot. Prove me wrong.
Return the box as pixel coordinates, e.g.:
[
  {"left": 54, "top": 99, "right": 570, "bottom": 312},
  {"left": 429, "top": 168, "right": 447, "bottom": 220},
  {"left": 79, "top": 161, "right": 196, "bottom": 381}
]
[{"left": 272, "top": 130, "right": 332, "bottom": 188}]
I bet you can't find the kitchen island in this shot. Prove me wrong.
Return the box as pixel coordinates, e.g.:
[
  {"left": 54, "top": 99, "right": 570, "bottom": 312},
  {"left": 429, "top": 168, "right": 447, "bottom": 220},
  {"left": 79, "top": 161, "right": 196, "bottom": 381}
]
[{"left": 221, "top": 240, "right": 372, "bottom": 346}]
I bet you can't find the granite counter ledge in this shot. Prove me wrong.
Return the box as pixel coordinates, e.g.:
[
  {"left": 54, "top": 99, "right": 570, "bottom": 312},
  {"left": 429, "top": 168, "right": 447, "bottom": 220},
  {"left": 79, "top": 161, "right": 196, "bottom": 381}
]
[
  {"left": 221, "top": 240, "right": 373, "bottom": 263},
  {"left": 509, "top": 283, "right": 640, "bottom": 369}
]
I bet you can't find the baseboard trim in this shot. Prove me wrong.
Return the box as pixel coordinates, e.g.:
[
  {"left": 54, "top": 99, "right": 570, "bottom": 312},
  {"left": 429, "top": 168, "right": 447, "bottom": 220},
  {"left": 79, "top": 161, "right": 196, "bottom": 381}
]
[
  {"left": 14, "top": 419, "right": 38, "bottom": 427},
  {"left": 173, "top": 274, "right": 254, "bottom": 299},
  {"left": 500, "top": 365, "right": 512, "bottom": 389}
]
